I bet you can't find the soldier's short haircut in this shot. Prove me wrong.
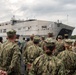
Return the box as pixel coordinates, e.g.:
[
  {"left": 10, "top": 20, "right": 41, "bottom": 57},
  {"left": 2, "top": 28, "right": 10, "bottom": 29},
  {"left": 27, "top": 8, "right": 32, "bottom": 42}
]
[
  {"left": 41, "top": 36, "right": 45, "bottom": 40},
  {"left": 30, "top": 35, "right": 34, "bottom": 40},
  {"left": 64, "top": 34, "right": 69, "bottom": 39},
  {"left": 26, "top": 38, "right": 30, "bottom": 42},
  {"left": 23, "top": 37, "right": 25, "bottom": 40},
  {"left": 33, "top": 41, "right": 39, "bottom": 44},
  {"left": 46, "top": 43, "right": 55, "bottom": 51},
  {"left": 48, "top": 33, "right": 53, "bottom": 37},
  {"left": 0, "top": 37, "right": 3, "bottom": 43},
  {"left": 16, "top": 34, "right": 20, "bottom": 39},
  {"left": 8, "top": 34, "right": 15, "bottom": 39},
  {"left": 64, "top": 36, "right": 68, "bottom": 39}
]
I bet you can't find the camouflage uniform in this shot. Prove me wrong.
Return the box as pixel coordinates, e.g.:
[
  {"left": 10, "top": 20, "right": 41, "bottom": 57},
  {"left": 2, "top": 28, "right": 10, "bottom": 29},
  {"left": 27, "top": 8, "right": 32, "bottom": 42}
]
[
  {"left": 0, "top": 43, "right": 3, "bottom": 56},
  {"left": 39, "top": 40, "right": 45, "bottom": 49},
  {"left": 57, "top": 39, "right": 76, "bottom": 75},
  {"left": 29, "top": 38, "right": 65, "bottom": 75},
  {"left": 63, "top": 34, "right": 69, "bottom": 42},
  {"left": 0, "top": 30, "right": 21, "bottom": 75},
  {"left": 54, "top": 40, "right": 64, "bottom": 56},
  {"left": 72, "top": 47, "right": 76, "bottom": 53},
  {"left": 72, "top": 41, "right": 76, "bottom": 53},
  {"left": 24, "top": 44, "right": 43, "bottom": 64},
  {"left": 25, "top": 40, "right": 34, "bottom": 49},
  {"left": 57, "top": 50, "right": 76, "bottom": 75},
  {"left": 25, "top": 34, "right": 35, "bottom": 49},
  {"left": 23, "top": 36, "right": 43, "bottom": 74}
]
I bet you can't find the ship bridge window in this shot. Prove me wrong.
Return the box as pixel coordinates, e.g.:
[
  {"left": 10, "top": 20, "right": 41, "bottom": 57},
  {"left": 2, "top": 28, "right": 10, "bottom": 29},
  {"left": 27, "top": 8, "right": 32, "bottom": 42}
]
[
  {"left": 3, "top": 29, "right": 6, "bottom": 33},
  {"left": 42, "top": 26, "right": 47, "bottom": 28},
  {"left": 6, "top": 23, "right": 8, "bottom": 25},
  {"left": 42, "top": 26, "right": 47, "bottom": 30}
]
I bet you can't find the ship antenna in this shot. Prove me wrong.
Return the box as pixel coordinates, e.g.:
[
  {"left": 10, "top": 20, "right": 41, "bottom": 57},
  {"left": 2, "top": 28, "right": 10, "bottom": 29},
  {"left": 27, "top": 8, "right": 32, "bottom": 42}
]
[
  {"left": 67, "top": 15, "right": 69, "bottom": 24},
  {"left": 11, "top": 15, "right": 15, "bottom": 20}
]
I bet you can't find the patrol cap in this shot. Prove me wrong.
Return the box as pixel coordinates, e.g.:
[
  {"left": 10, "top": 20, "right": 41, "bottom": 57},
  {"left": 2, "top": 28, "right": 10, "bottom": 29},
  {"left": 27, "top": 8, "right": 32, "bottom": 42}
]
[
  {"left": 58, "top": 35, "right": 62, "bottom": 39},
  {"left": 33, "top": 36, "right": 40, "bottom": 42},
  {"left": 7, "top": 29, "right": 16, "bottom": 36},
  {"left": 48, "top": 32, "right": 53, "bottom": 37},
  {"left": 41, "top": 36, "right": 45, "bottom": 40},
  {"left": 65, "top": 39, "right": 73, "bottom": 45},
  {"left": 64, "top": 34, "right": 68, "bottom": 36},
  {"left": 45, "top": 38, "right": 56, "bottom": 47}
]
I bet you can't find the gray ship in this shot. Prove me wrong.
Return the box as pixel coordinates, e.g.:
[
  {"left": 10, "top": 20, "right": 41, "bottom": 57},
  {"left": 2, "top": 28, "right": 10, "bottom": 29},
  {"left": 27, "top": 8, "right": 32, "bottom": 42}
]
[{"left": 0, "top": 19, "right": 74, "bottom": 40}]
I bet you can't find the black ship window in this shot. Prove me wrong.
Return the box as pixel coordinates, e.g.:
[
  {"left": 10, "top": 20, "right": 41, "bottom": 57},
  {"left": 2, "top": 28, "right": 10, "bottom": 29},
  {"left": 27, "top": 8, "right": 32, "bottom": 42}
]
[
  {"left": 0, "top": 30, "right": 2, "bottom": 33},
  {"left": 3, "top": 29, "right": 6, "bottom": 33},
  {"left": 42, "top": 26, "right": 47, "bottom": 28},
  {"left": 6, "top": 23, "right": 8, "bottom": 25},
  {"left": 42, "top": 26, "right": 47, "bottom": 30}
]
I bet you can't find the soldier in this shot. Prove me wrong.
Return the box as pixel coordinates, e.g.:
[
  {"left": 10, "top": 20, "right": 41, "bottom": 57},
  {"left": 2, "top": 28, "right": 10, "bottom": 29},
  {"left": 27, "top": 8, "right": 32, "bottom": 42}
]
[
  {"left": 21, "top": 37, "right": 26, "bottom": 52},
  {"left": 39, "top": 36, "right": 45, "bottom": 50},
  {"left": 29, "top": 38, "right": 65, "bottom": 75},
  {"left": 64, "top": 34, "right": 69, "bottom": 40},
  {"left": 72, "top": 40, "right": 76, "bottom": 53},
  {"left": 0, "top": 37, "right": 3, "bottom": 43},
  {"left": 15, "top": 34, "right": 22, "bottom": 53},
  {"left": 25, "top": 34, "right": 34, "bottom": 49},
  {"left": 57, "top": 39, "right": 76, "bottom": 75},
  {"left": 0, "top": 29, "right": 21, "bottom": 75},
  {"left": 54, "top": 35, "right": 65, "bottom": 56},
  {"left": 0, "top": 37, "right": 3, "bottom": 55},
  {"left": 0, "top": 70, "right": 7, "bottom": 75},
  {"left": 23, "top": 36, "right": 43, "bottom": 74},
  {"left": 47, "top": 32, "right": 54, "bottom": 39}
]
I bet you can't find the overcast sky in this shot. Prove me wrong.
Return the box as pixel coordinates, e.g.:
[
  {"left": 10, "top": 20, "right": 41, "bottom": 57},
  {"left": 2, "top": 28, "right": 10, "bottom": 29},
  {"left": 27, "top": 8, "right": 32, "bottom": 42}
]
[{"left": 0, "top": 0, "right": 76, "bottom": 35}]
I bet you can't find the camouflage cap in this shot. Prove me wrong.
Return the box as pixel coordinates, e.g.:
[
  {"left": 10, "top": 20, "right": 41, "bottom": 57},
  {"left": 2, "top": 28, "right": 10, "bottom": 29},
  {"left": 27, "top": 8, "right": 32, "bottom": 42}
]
[
  {"left": 33, "top": 36, "right": 40, "bottom": 42},
  {"left": 41, "top": 36, "right": 45, "bottom": 39},
  {"left": 7, "top": 29, "right": 16, "bottom": 36},
  {"left": 48, "top": 32, "right": 53, "bottom": 36},
  {"left": 45, "top": 38, "right": 56, "bottom": 46},
  {"left": 64, "top": 34, "right": 68, "bottom": 36},
  {"left": 65, "top": 39, "right": 73, "bottom": 45},
  {"left": 58, "top": 35, "right": 62, "bottom": 39}
]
